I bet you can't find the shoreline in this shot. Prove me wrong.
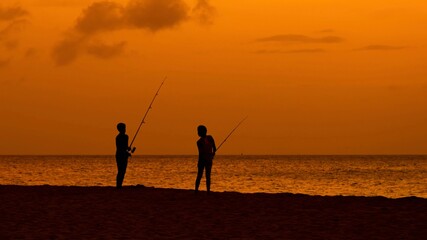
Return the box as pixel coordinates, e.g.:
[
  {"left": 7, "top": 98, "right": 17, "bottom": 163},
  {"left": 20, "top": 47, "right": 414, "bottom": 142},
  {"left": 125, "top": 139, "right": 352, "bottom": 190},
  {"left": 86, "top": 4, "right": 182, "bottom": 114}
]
[
  {"left": 1, "top": 154, "right": 426, "bottom": 156},
  {"left": 1, "top": 184, "right": 426, "bottom": 199},
  {"left": 1, "top": 185, "right": 426, "bottom": 239}
]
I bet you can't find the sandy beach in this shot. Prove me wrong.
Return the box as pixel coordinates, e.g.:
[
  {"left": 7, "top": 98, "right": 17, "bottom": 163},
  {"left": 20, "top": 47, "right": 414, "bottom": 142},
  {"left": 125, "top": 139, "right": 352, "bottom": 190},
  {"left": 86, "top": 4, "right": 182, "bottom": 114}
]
[{"left": 1, "top": 185, "right": 425, "bottom": 239}]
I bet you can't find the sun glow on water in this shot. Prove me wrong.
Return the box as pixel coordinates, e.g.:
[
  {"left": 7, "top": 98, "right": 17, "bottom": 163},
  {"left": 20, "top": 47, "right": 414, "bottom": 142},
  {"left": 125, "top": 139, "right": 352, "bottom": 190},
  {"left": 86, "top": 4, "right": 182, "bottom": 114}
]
[{"left": 1, "top": 155, "right": 426, "bottom": 198}]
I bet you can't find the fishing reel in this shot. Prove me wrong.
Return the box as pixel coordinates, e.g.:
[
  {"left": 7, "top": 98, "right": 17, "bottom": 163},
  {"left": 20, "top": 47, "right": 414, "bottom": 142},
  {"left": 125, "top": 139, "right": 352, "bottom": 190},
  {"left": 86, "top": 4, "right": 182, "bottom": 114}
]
[{"left": 127, "top": 147, "right": 136, "bottom": 156}]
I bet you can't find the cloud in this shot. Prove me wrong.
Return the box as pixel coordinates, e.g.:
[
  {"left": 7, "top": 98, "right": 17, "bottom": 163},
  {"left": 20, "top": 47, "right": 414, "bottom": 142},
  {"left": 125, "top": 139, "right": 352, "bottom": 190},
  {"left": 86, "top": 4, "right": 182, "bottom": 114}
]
[
  {"left": 0, "top": 14, "right": 28, "bottom": 68},
  {"left": 0, "top": 5, "right": 29, "bottom": 49},
  {"left": 0, "top": 19, "right": 28, "bottom": 48},
  {"left": 0, "top": 19, "right": 28, "bottom": 38},
  {"left": 33, "top": 0, "right": 88, "bottom": 7},
  {"left": 53, "top": 36, "right": 127, "bottom": 65},
  {"left": 75, "top": 1, "right": 125, "bottom": 34},
  {"left": 0, "top": 6, "right": 29, "bottom": 64},
  {"left": 355, "top": 45, "right": 405, "bottom": 51},
  {"left": 257, "top": 34, "right": 344, "bottom": 44},
  {"left": 255, "top": 48, "right": 325, "bottom": 54},
  {"left": 285, "top": 48, "right": 325, "bottom": 53},
  {"left": 125, "top": 0, "right": 189, "bottom": 31},
  {"left": 3, "top": 39, "right": 19, "bottom": 50},
  {"left": 86, "top": 41, "right": 126, "bottom": 58},
  {"left": 0, "top": 6, "right": 28, "bottom": 21},
  {"left": 192, "top": 0, "right": 216, "bottom": 25},
  {"left": 75, "top": 0, "right": 190, "bottom": 34},
  {"left": 52, "top": 34, "right": 85, "bottom": 66},
  {"left": 53, "top": 0, "right": 216, "bottom": 65},
  {"left": 317, "top": 29, "right": 334, "bottom": 33}
]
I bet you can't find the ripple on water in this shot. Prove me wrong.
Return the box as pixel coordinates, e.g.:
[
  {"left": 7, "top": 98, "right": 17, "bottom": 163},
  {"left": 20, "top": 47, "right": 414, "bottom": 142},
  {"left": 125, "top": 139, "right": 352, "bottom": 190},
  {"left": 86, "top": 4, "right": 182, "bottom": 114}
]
[{"left": 0, "top": 155, "right": 426, "bottom": 198}]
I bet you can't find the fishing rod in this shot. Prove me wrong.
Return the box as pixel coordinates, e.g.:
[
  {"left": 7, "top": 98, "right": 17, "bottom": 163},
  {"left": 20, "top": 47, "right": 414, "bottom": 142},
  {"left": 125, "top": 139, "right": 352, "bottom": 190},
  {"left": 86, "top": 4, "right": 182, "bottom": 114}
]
[
  {"left": 216, "top": 116, "right": 248, "bottom": 152},
  {"left": 129, "top": 77, "right": 166, "bottom": 153}
]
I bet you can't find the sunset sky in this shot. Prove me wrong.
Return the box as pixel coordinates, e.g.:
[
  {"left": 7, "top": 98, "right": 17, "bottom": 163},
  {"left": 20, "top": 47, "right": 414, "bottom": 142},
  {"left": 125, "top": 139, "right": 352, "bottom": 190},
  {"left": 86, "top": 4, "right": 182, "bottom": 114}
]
[{"left": 1, "top": 0, "right": 426, "bottom": 155}]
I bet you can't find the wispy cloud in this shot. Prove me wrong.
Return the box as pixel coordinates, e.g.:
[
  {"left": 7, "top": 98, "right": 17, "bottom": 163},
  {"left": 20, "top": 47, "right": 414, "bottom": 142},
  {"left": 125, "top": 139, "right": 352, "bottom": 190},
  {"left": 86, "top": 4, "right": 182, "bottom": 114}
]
[
  {"left": 286, "top": 48, "right": 325, "bottom": 53},
  {"left": 255, "top": 48, "right": 325, "bottom": 54},
  {"left": 33, "top": 0, "right": 90, "bottom": 7},
  {"left": 53, "top": 0, "right": 216, "bottom": 65},
  {"left": 317, "top": 29, "right": 335, "bottom": 33},
  {"left": 355, "top": 45, "right": 405, "bottom": 51},
  {"left": 0, "top": 6, "right": 28, "bottom": 21},
  {"left": 257, "top": 34, "right": 344, "bottom": 44},
  {"left": 192, "top": 0, "right": 216, "bottom": 25},
  {"left": 0, "top": 19, "right": 28, "bottom": 39},
  {"left": 86, "top": 41, "right": 126, "bottom": 59},
  {"left": 0, "top": 5, "right": 29, "bottom": 65}
]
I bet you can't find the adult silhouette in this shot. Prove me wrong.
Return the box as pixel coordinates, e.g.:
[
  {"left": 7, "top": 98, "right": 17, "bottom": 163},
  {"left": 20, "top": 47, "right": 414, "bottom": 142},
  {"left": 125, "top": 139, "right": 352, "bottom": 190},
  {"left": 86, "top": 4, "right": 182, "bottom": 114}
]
[
  {"left": 195, "top": 125, "right": 217, "bottom": 194},
  {"left": 115, "top": 123, "right": 131, "bottom": 188}
]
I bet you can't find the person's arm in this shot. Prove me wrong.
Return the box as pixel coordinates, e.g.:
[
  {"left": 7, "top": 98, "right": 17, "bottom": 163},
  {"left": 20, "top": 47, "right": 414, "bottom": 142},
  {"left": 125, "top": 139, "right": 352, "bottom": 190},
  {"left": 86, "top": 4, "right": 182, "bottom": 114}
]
[
  {"left": 124, "top": 135, "right": 128, "bottom": 150},
  {"left": 210, "top": 136, "right": 217, "bottom": 156},
  {"left": 125, "top": 135, "right": 132, "bottom": 156},
  {"left": 197, "top": 139, "right": 203, "bottom": 160}
]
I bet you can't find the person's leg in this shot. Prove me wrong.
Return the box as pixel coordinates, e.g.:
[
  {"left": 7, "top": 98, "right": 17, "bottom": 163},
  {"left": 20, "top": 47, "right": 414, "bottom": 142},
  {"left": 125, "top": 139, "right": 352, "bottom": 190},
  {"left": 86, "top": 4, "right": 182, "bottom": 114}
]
[
  {"left": 195, "top": 161, "right": 204, "bottom": 192},
  {"left": 116, "top": 158, "right": 123, "bottom": 188},
  {"left": 205, "top": 160, "right": 212, "bottom": 193},
  {"left": 116, "top": 157, "right": 128, "bottom": 188},
  {"left": 120, "top": 158, "right": 128, "bottom": 187}
]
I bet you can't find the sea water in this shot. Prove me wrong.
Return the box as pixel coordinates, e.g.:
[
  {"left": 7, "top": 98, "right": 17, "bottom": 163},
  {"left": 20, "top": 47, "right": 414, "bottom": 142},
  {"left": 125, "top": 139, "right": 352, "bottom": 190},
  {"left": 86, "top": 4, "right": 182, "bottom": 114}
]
[{"left": 0, "top": 155, "right": 425, "bottom": 198}]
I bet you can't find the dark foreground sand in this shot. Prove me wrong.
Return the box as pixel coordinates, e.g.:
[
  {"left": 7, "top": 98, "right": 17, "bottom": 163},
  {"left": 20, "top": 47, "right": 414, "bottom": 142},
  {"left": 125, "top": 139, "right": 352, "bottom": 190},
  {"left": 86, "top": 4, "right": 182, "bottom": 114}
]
[{"left": 1, "top": 185, "right": 426, "bottom": 239}]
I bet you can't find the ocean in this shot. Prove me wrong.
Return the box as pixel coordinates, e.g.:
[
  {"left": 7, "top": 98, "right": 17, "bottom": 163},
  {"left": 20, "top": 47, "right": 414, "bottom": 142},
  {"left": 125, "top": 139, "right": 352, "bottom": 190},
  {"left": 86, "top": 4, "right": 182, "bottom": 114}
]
[{"left": 0, "top": 155, "right": 425, "bottom": 198}]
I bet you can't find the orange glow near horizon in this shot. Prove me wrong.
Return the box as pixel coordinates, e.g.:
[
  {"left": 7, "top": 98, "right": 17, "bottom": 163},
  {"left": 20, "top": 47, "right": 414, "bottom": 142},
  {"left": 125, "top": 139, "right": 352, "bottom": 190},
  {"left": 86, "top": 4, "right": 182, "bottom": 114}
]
[{"left": 1, "top": 0, "right": 426, "bottom": 154}]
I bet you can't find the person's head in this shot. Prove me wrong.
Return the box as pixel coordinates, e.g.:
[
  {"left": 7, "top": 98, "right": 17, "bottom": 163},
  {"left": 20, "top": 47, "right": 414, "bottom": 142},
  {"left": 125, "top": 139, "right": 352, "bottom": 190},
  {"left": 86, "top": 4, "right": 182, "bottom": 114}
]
[
  {"left": 197, "top": 125, "right": 207, "bottom": 137},
  {"left": 117, "top": 123, "right": 126, "bottom": 133}
]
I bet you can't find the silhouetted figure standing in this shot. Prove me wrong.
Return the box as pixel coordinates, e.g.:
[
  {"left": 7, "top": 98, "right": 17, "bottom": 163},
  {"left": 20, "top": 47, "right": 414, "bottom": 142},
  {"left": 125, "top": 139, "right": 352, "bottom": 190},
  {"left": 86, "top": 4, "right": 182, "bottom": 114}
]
[
  {"left": 195, "top": 125, "right": 216, "bottom": 194},
  {"left": 115, "top": 123, "right": 131, "bottom": 188}
]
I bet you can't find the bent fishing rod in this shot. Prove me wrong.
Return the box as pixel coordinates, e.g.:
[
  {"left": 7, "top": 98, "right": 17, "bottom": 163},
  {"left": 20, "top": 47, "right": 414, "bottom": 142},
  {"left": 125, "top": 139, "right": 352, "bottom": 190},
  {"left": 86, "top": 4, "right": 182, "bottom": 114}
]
[
  {"left": 216, "top": 116, "right": 248, "bottom": 152},
  {"left": 129, "top": 77, "right": 166, "bottom": 153}
]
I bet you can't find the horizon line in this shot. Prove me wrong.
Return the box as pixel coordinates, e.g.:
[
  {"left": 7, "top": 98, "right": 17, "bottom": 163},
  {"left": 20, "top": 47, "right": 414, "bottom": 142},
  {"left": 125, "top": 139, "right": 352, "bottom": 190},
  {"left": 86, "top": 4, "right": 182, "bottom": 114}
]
[{"left": 0, "top": 154, "right": 426, "bottom": 156}]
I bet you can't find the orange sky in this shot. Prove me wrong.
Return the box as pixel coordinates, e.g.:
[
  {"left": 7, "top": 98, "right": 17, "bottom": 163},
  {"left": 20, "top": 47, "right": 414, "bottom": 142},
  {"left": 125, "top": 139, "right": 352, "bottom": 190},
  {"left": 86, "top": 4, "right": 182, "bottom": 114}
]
[{"left": 1, "top": 0, "right": 426, "bottom": 154}]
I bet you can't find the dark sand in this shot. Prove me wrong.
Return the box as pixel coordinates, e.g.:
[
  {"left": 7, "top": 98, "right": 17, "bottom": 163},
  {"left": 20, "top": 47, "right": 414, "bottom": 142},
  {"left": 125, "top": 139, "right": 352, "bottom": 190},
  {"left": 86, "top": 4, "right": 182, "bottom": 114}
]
[{"left": 1, "top": 185, "right": 426, "bottom": 239}]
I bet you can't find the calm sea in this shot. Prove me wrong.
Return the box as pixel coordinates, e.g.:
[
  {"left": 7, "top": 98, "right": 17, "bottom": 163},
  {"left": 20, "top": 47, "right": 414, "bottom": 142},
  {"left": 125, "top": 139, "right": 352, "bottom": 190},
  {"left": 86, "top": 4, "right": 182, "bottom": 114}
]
[{"left": 0, "top": 155, "right": 425, "bottom": 198}]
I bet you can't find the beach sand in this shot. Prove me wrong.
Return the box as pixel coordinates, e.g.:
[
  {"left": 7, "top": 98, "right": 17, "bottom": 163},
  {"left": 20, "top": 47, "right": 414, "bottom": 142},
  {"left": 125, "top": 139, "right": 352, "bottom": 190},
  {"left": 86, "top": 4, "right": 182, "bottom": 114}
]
[{"left": 1, "top": 185, "right": 425, "bottom": 239}]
